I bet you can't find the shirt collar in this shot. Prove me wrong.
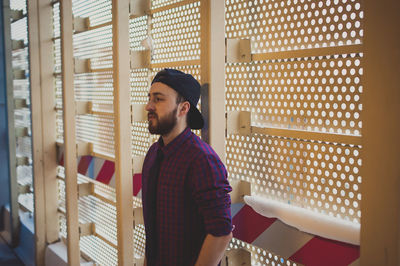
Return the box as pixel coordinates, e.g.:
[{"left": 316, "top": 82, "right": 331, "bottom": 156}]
[{"left": 156, "top": 127, "right": 192, "bottom": 158}]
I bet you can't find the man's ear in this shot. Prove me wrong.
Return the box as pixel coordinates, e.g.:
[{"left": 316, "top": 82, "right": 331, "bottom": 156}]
[{"left": 179, "top": 101, "right": 190, "bottom": 116}]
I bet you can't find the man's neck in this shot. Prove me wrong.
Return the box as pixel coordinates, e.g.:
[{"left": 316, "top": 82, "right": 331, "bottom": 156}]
[{"left": 161, "top": 123, "right": 187, "bottom": 146}]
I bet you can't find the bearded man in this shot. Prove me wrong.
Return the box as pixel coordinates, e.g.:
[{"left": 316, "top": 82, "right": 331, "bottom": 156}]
[{"left": 142, "top": 69, "right": 233, "bottom": 265}]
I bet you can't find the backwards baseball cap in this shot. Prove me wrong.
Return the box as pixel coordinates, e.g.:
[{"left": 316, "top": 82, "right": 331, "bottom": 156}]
[{"left": 151, "top": 69, "right": 204, "bottom": 129}]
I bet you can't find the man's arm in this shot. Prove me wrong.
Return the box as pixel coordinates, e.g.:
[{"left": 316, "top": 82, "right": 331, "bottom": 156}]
[{"left": 195, "top": 232, "right": 233, "bottom": 266}]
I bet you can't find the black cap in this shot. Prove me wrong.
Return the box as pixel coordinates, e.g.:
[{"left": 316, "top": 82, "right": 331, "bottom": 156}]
[{"left": 151, "top": 69, "right": 204, "bottom": 129}]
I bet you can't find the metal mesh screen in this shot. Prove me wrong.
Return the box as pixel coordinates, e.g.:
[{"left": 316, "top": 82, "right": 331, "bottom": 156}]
[
  {"left": 228, "top": 238, "right": 299, "bottom": 266},
  {"left": 226, "top": 0, "right": 363, "bottom": 52},
  {"left": 151, "top": 1, "right": 201, "bottom": 64},
  {"left": 226, "top": 54, "right": 362, "bottom": 135},
  {"left": 225, "top": 0, "right": 363, "bottom": 263},
  {"left": 10, "top": 0, "right": 34, "bottom": 215}
]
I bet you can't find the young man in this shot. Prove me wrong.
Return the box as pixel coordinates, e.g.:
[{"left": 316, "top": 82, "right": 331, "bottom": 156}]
[{"left": 142, "top": 69, "right": 233, "bottom": 265}]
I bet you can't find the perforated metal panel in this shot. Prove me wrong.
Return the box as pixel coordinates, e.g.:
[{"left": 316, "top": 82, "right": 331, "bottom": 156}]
[
  {"left": 80, "top": 235, "right": 118, "bottom": 266},
  {"left": 74, "top": 25, "right": 113, "bottom": 69},
  {"left": 54, "top": 0, "right": 115, "bottom": 158},
  {"left": 227, "top": 135, "right": 361, "bottom": 221},
  {"left": 151, "top": 1, "right": 201, "bottom": 64},
  {"left": 10, "top": 0, "right": 34, "bottom": 215},
  {"left": 72, "top": 0, "right": 112, "bottom": 26},
  {"left": 226, "top": 0, "right": 363, "bottom": 52},
  {"left": 228, "top": 238, "right": 298, "bottom": 266},
  {"left": 226, "top": 54, "right": 363, "bottom": 135},
  {"left": 152, "top": 0, "right": 186, "bottom": 9},
  {"left": 225, "top": 0, "right": 363, "bottom": 263},
  {"left": 57, "top": 166, "right": 144, "bottom": 265}
]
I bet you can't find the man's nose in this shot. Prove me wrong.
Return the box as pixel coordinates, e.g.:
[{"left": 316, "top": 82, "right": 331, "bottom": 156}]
[{"left": 145, "top": 101, "right": 154, "bottom": 111}]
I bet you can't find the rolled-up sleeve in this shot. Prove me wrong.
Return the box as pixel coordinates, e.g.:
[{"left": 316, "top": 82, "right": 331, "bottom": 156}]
[{"left": 188, "top": 153, "right": 233, "bottom": 236}]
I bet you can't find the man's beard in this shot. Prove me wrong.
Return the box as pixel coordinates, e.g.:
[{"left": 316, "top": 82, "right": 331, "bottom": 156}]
[{"left": 148, "top": 107, "right": 178, "bottom": 135}]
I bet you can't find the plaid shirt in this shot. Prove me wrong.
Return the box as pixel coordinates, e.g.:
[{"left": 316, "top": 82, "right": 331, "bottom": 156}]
[{"left": 142, "top": 127, "right": 232, "bottom": 265}]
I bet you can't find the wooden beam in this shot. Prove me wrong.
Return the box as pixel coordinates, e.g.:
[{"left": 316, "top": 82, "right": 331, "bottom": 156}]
[
  {"left": 132, "top": 155, "right": 145, "bottom": 175},
  {"left": 130, "top": 50, "right": 150, "bottom": 69},
  {"left": 252, "top": 126, "right": 362, "bottom": 146},
  {"left": 112, "top": 0, "right": 134, "bottom": 265},
  {"left": 226, "top": 111, "right": 362, "bottom": 146},
  {"left": 14, "top": 98, "right": 28, "bottom": 109},
  {"left": 76, "top": 142, "right": 91, "bottom": 156},
  {"left": 251, "top": 44, "right": 362, "bottom": 62},
  {"left": 12, "top": 39, "right": 24, "bottom": 50},
  {"left": 75, "top": 101, "right": 91, "bottom": 115},
  {"left": 60, "top": 0, "right": 81, "bottom": 265},
  {"left": 74, "top": 58, "right": 91, "bottom": 74},
  {"left": 200, "top": 0, "right": 210, "bottom": 144},
  {"left": 10, "top": 9, "right": 23, "bottom": 21},
  {"left": 2, "top": 0, "right": 20, "bottom": 247},
  {"left": 226, "top": 39, "right": 252, "bottom": 63},
  {"left": 73, "top": 16, "right": 90, "bottom": 33},
  {"left": 37, "top": 0, "right": 59, "bottom": 244},
  {"left": 13, "top": 69, "right": 26, "bottom": 80},
  {"left": 15, "top": 127, "right": 29, "bottom": 137},
  {"left": 129, "top": 0, "right": 150, "bottom": 17},
  {"left": 150, "top": 59, "right": 200, "bottom": 69},
  {"left": 361, "top": 0, "right": 400, "bottom": 265},
  {"left": 229, "top": 180, "right": 251, "bottom": 204},
  {"left": 133, "top": 207, "right": 144, "bottom": 226},
  {"left": 131, "top": 104, "right": 147, "bottom": 122},
  {"left": 207, "top": 0, "right": 226, "bottom": 162}
]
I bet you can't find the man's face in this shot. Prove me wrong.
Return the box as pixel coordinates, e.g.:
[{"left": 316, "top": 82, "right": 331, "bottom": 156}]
[{"left": 146, "top": 82, "right": 179, "bottom": 135}]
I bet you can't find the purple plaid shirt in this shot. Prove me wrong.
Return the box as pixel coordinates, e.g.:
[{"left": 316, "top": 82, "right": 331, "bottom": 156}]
[{"left": 142, "top": 128, "right": 232, "bottom": 265}]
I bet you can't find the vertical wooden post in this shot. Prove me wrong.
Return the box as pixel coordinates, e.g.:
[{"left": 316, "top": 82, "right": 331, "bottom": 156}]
[
  {"left": 361, "top": 0, "right": 400, "bottom": 265},
  {"left": 37, "top": 0, "right": 59, "bottom": 245},
  {"left": 200, "top": 0, "right": 210, "bottom": 144},
  {"left": 27, "top": 0, "right": 46, "bottom": 263},
  {"left": 1, "top": 0, "right": 20, "bottom": 246},
  {"left": 112, "top": 0, "right": 134, "bottom": 265},
  {"left": 201, "top": 0, "right": 226, "bottom": 162},
  {"left": 60, "top": 0, "right": 80, "bottom": 265}
]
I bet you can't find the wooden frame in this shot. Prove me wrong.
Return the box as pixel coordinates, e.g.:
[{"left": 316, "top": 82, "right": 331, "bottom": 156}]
[
  {"left": 361, "top": 0, "right": 400, "bottom": 264},
  {"left": 207, "top": 0, "right": 226, "bottom": 161},
  {"left": 60, "top": 0, "right": 81, "bottom": 265},
  {"left": 226, "top": 111, "right": 362, "bottom": 145},
  {"left": 112, "top": 0, "right": 134, "bottom": 265},
  {"left": 1, "top": 0, "right": 20, "bottom": 247},
  {"left": 37, "top": 0, "right": 59, "bottom": 245}
]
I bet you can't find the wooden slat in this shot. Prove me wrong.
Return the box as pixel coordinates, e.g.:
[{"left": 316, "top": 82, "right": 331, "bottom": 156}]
[
  {"left": 251, "top": 126, "right": 362, "bottom": 146},
  {"left": 10, "top": 9, "right": 24, "bottom": 21},
  {"left": 38, "top": 0, "right": 59, "bottom": 244},
  {"left": 1, "top": 0, "right": 20, "bottom": 246},
  {"left": 150, "top": 59, "right": 200, "bottom": 69},
  {"left": 60, "top": 0, "right": 81, "bottom": 265},
  {"left": 129, "top": 0, "right": 150, "bottom": 17},
  {"left": 251, "top": 44, "right": 363, "bottom": 62},
  {"left": 207, "top": 0, "right": 226, "bottom": 161},
  {"left": 227, "top": 111, "right": 361, "bottom": 145},
  {"left": 92, "top": 192, "right": 116, "bottom": 206},
  {"left": 94, "top": 232, "right": 118, "bottom": 250},
  {"left": 56, "top": 141, "right": 115, "bottom": 162},
  {"left": 112, "top": 0, "right": 134, "bottom": 265},
  {"left": 361, "top": 0, "right": 400, "bottom": 265},
  {"left": 91, "top": 151, "right": 115, "bottom": 162},
  {"left": 52, "top": 20, "right": 113, "bottom": 42},
  {"left": 200, "top": 0, "right": 210, "bottom": 143},
  {"left": 12, "top": 39, "right": 25, "bottom": 50},
  {"left": 150, "top": 0, "right": 199, "bottom": 14}
]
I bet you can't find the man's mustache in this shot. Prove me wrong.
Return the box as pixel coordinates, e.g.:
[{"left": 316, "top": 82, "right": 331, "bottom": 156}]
[{"left": 148, "top": 112, "right": 157, "bottom": 119}]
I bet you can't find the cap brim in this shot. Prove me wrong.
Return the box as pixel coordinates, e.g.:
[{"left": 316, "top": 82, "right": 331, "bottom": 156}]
[{"left": 188, "top": 104, "right": 204, "bottom": 130}]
